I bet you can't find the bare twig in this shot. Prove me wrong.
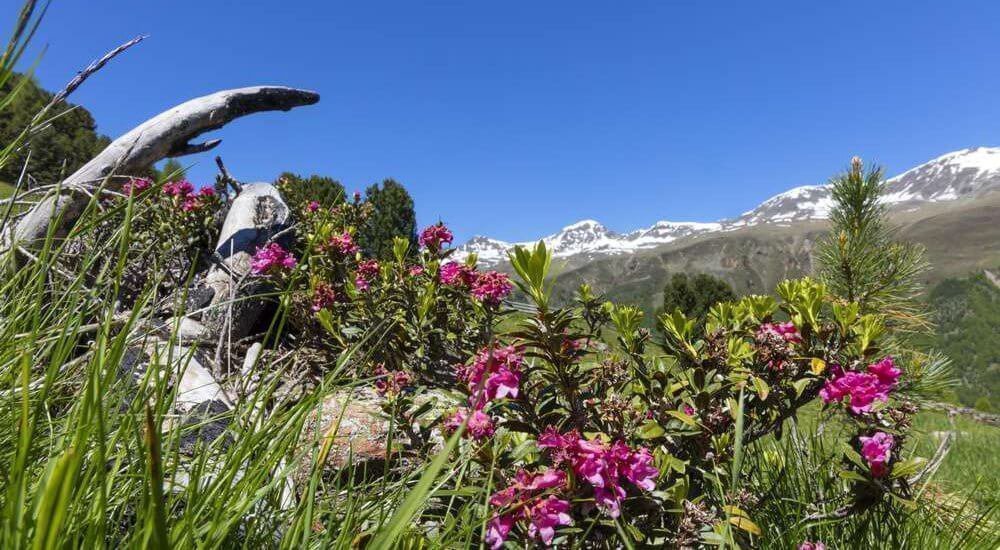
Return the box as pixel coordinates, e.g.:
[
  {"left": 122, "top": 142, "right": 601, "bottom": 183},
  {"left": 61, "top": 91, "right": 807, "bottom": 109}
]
[{"left": 215, "top": 156, "right": 242, "bottom": 194}]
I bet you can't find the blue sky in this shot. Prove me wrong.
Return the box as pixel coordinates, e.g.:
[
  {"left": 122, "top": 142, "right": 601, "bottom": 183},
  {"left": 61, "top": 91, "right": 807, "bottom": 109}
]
[{"left": 13, "top": 1, "right": 1000, "bottom": 242}]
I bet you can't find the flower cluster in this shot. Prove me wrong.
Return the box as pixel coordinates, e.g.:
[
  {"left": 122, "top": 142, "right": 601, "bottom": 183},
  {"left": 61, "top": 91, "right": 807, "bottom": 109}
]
[
  {"left": 444, "top": 407, "right": 495, "bottom": 439},
  {"left": 123, "top": 177, "right": 152, "bottom": 195},
  {"left": 457, "top": 345, "right": 522, "bottom": 404},
  {"left": 250, "top": 243, "right": 297, "bottom": 275},
  {"left": 799, "top": 541, "right": 827, "bottom": 550},
  {"left": 355, "top": 259, "right": 380, "bottom": 291},
  {"left": 439, "top": 261, "right": 477, "bottom": 286},
  {"left": 537, "top": 428, "right": 659, "bottom": 518},
  {"left": 327, "top": 231, "right": 359, "bottom": 256},
  {"left": 859, "top": 431, "right": 894, "bottom": 477},
  {"left": 487, "top": 469, "right": 571, "bottom": 548},
  {"left": 447, "top": 345, "right": 523, "bottom": 440},
  {"left": 418, "top": 222, "right": 454, "bottom": 250},
  {"left": 820, "top": 357, "right": 901, "bottom": 414},
  {"left": 470, "top": 271, "right": 513, "bottom": 306},
  {"left": 373, "top": 364, "right": 413, "bottom": 398},
  {"left": 311, "top": 282, "right": 339, "bottom": 312},
  {"left": 757, "top": 321, "right": 803, "bottom": 344}
]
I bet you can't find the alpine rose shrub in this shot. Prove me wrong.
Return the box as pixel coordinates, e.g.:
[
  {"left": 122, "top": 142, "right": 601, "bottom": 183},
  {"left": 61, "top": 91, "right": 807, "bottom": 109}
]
[{"left": 244, "top": 200, "right": 923, "bottom": 548}]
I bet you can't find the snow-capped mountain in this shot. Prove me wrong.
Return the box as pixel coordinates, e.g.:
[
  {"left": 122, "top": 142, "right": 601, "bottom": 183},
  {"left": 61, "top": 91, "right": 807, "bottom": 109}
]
[{"left": 457, "top": 147, "right": 1000, "bottom": 266}]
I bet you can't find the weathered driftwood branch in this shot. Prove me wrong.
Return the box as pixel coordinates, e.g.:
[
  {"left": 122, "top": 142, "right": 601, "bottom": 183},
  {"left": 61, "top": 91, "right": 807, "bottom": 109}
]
[
  {"left": 203, "top": 182, "right": 292, "bottom": 375},
  {"left": 5, "top": 86, "right": 318, "bottom": 250}
]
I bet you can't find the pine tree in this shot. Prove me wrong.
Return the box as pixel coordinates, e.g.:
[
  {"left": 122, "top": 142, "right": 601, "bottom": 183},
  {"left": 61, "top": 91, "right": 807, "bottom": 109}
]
[
  {"left": 357, "top": 178, "right": 417, "bottom": 260},
  {"left": 0, "top": 73, "right": 109, "bottom": 185},
  {"left": 274, "top": 172, "right": 346, "bottom": 212},
  {"left": 815, "top": 157, "right": 928, "bottom": 328},
  {"left": 157, "top": 158, "right": 186, "bottom": 181},
  {"left": 659, "top": 272, "right": 736, "bottom": 332}
]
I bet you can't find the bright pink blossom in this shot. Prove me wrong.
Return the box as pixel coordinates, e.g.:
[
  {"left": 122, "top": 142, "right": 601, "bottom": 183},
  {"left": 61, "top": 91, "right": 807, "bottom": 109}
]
[
  {"left": 355, "top": 259, "right": 380, "bottom": 291},
  {"left": 445, "top": 407, "right": 495, "bottom": 440},
  {"left": 163, "top": 179, "right": 194, "bottom": 198},
  {"left": 526, "top": 496, "right": 572, "bottom": 546},
  {"left": 758, "top": 321, "right": 803, "bottom": 344},
  {"left": 408, "top": 265, "right": 425, "bottom": 276},
  {"left": 123, "top": 177, "right": 152, "bottom": 196},
  {"left": 311, "top": 282, "right": 338, "bottom": 312},
  {"left": 536, "top": 429, "right": 659, "bottom": 518},
  {"left": 868, "top": 356, "right": 901, "bottom": 387},
  {"left": 799, "top": 542, "right": 826, "bottom": 550},
  {"left": 373, "top": 364, "right": 412, "bottom": 397},
  {"left": 418, "top": 222, "right": 454, "bottom": 250},
  {"left": 485, "top": 515, "right": 515, "bottom": 550},
  {"left": 470, "top": 271, "right": 513, "bottom": 306},
  {"left": 456, "top": 345, "right": 523, "bottom": 405},
  {"left": 250, "top": 243, "right": 296, "bottom": 275},
  {"left": 623, "top": 448, "right": 658, "bottom": 491},
  {"left": 439, "top": 261, "right": 476, "bottom": 286},
  {"left": 180, "top": 186, "right": 215, "bottom": 211},
  {"left": 307, "top": 200, "right": 321, "bottom": 212},
  {"left": 820, "top": 358, "right": 900, "bottom": 414},
  {"left": 328, "top": 232, "right": 359, "bottom": 256},
  {"left": 486, "top": 469, "right": 569, "bottom": 548},
  {"left": 859, "top": 431, "right": 894, "bottom": 477}
]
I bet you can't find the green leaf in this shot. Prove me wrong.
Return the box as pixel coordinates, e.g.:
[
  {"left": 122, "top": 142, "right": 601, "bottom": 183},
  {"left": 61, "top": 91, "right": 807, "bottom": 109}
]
[
  {"left": 750, "top": 377, "right": 770, "bottom": 401},
  {"left": 665, "top": 409, "right": 698, "bottom": 428},
  {"left": 637, "top": 420, "right": 666, "bottom": 439},
  {"left": 728, "top": 515, "right": 761, "bottom": 536}
]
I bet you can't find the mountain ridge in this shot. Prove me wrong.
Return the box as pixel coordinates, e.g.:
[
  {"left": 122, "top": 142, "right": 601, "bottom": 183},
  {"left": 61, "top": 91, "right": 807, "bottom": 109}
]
[{"left": 457, "top": 147, "right": 1000, "bottom": 266}]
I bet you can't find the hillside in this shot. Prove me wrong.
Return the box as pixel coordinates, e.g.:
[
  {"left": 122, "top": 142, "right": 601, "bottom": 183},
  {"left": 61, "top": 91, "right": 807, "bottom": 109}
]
[
  {"left": 920, "top": 271, "right": 1000, "bottom": 409},
  {"left": 547, "top": 191, "right": 1000, "bottom": 316}
]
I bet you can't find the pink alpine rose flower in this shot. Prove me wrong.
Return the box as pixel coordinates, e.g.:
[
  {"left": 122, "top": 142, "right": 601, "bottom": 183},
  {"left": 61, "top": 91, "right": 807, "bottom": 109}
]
[
  {"left": 456, "top": 345, "right": 524, "bottom": 405},
  {"left": 162, "top": 179, "right": 195, "bottom": 198},
  {"left": 307, "top": 200, "right": 321, "bottom": 212},
  {"left": 123, "top": 177, "right": 152, "bottom": 196},
  {"left": 536, "top": 429, "right": 659, "bottom": 518},
  {"left": 526, "top": 496, "right": 573, "bottom": 546},
  {"left": 311, "top": 282, "right": 338, "bottom": 312},
  {"left": 868, "top": 356, "right": 901, "bottom": 387},
  {"left": 250, "top": 243, "right": 297, "bottom": 275},
  {"left": 758, "top": 321, "right": 803, "bottom": 344},
  {"left": 355, "top": 259, "right": 380, "bottom": 291},
  {"left": 799, "top": 542, "right": 826, "bottom": 550},
  {"left": 445, "top": 407, "right": 495, "bottom": 440},
  {"left": 328, "top": 231, "right": 359, "bottom": 256},
  {"left": 859, "top": 431, "right": 894, "bottom": 477},
  {"left": 418, "top": 222, "right": 454, "bottom": 250},
  {"left": 439, "top": 261, "right": 476, "bottom": 286},
  {"left": 624, "top": 448, "right": 659, "bottom": 491},
  {"left": 485, "top": 515, "right": 515, "bottom": 550},
  {"left": 820, "top": 358, "right": 900, "bottom": 414},
  {"left": 470, "top": 271, "right": 513, "bottom": 306}
]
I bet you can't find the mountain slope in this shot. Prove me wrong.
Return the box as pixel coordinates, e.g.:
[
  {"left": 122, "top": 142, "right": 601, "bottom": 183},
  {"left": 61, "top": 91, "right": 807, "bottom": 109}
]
[
  {"left": 919, "top": 271, "right": 1000, "bottom": 409},
  {"left": 458, "top": 147, "right": 1000, "bottom": 266},
  {"left": 548, "top": 191, "right": 1000, "bottom": 319}
]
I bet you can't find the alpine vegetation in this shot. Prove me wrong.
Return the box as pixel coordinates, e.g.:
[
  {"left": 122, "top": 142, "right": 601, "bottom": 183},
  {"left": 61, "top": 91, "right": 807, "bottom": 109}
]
[{"left": 0, "top": 2, "right": 997, "bottom": 549}]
